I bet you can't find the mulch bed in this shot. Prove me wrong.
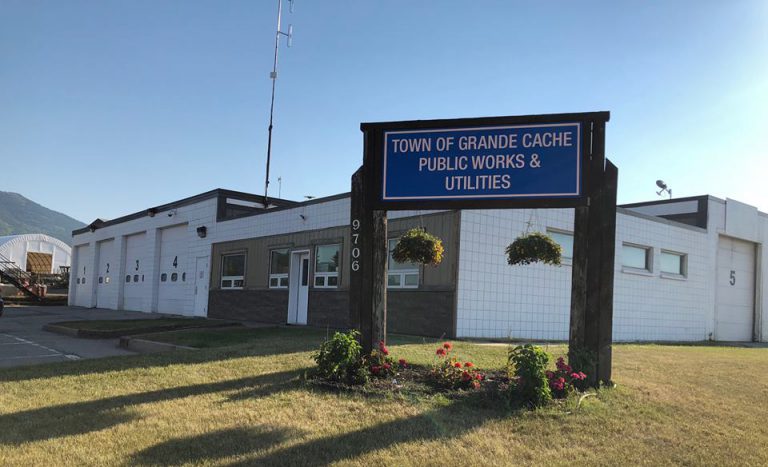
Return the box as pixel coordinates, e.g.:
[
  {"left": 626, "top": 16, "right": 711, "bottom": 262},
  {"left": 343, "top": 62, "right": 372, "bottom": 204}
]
[{"left": 306, "top": 364, "right": 510, "bottom": 401}]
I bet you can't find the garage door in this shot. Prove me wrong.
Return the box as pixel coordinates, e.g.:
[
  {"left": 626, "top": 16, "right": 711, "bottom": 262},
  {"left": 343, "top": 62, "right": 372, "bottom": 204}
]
[
  {"left": 715, "top": 236, "right": 755, "bottom": 341},
  {"left": 95, "top": 239, "right": 117, "bottom": 309},
  {"left": 123, "top": 232, "right": 149, "bottom": 312},
  {"left": 73, "top": 244, "right": 92, "bottom": 307},
  {"left": 157, "top": 225, "right": 190, "bottom": 315}
]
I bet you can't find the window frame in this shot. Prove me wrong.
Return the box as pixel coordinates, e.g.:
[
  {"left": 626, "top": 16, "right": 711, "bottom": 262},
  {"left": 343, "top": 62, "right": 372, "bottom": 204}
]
[
  {"left": 221, "top": 252, "right": 246, "bottom": 290},
  {"left": 314, "top": 243, "right": 341, "bottom": 289},
  {"left": 268, "top": 248, "right": 290, "bottom": 289},
  {"left": 546, "top": 228, "right": 574, "bottom": 264},
  {"left": 387, "top": 237, "right": 420, "bottom": 289},
  {"left": 660, "top": 249, "right": 687, "bottom": 278},
  {"left": 621, "top": 242, "right": 653, "bottom": 274}
]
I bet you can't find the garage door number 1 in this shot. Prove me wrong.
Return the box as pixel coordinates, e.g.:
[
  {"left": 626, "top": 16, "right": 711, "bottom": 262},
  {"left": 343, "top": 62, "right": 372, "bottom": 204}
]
[{"left": 730, "top": 270, "right": 736, "bottom": 286}]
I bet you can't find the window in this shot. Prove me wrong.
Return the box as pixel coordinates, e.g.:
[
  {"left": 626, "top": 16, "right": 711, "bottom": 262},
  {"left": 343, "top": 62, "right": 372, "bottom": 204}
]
[
  {"left": 622, "top": 243, "right": 651, "bottom": 272},
  {"left": 269, "top": 249, "right": 289, "bottom": 288},
  {"left": 387, "top": 238, "right": 419, "bottom": 288},
  {"left": 314, "top": 244, "right": 340, "bottom": 288},
  {"left": 547, "top": 229, "right": 573, "bottom": 260},
  {"left": 661, "top": 251, "right": 686, "bottom": 277},
  {"left": 221, "top": 253, "right": 245, "bottom": 289}
]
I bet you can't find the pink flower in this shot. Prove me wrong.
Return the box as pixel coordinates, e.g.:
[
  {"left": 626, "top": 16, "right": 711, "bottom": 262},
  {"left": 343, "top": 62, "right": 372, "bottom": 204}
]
[
  {"left": 475, "top": 373, "right": 484, "bottom": 381},
  {"left": 399, "top": 358, "right": 407, "bottom": 367},
  {"left": 436, "top": 348, "right": 447, "bottom": 356},
  {"left": 443, "top": 342, "right": 453, "bottom": 351},
  {"left": 545, "top": 371, "right": 554, "bottom": 379},
  {"left": 570, "top": 372, "right": 580, "bottom": 380},
  {"left": 464, "top": 362, "right": 474, "bottom": 368},
  {"left": 578, "top": 372, "right": 587, "bottom": 380},
  {"left": 454, "top": 362, "right": 462, "bottom": 368},
  {"left": 461, "top": 371, "right": 472, "bottom": 381},
  {"left": 371, "top": 366, "right": 380, "bottom": 375},
  {"left": 471, "top": 381, "right": 481, "bottom": 389},
  {"left": 383, "top": 363, "right": 391, "bottom": 370}
]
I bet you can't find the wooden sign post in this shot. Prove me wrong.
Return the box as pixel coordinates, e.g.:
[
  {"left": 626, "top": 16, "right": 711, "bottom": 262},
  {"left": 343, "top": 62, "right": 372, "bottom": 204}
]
[{"left": 351, "top": 112, "right": 617, "bottom": 384}]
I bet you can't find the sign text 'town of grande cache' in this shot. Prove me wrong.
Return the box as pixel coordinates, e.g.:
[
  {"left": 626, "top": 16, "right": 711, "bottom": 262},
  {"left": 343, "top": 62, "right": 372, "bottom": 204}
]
[{"left": 381, "top": 123, "right": 581, "bottom": 202}]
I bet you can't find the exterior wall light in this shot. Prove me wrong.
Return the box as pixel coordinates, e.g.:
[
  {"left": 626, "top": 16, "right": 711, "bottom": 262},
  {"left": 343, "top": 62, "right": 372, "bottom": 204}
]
[{"left": 196, "top": 226, "right": 207, "bottom": 238}]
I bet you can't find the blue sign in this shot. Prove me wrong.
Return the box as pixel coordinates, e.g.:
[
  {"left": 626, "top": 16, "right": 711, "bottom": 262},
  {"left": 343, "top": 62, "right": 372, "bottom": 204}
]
[{"left": 382, "top": 123, "right": 581, "bottom": 201}]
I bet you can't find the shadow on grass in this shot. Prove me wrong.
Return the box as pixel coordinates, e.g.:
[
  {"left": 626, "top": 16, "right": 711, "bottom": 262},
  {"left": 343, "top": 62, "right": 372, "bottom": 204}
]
[
  {"left": 130, "top": 426, "right": 304, "bottom": 467},
  {"left": 131, "top": 389, "right": 512, "bottom": 466},
  {"left": 0, "top": 368, "right": 305, "bottom": 445},
  {"left": 0, "top": 327, "right": 327, "bottom": 384}
]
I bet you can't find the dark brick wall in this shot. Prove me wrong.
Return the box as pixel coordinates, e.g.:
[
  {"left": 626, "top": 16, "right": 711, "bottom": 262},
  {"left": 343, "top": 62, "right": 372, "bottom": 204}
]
[
  {"left": 209, "top": 288, "right": 455, "bottom": 338},
  {"left": 208, "top": 289, "right": 288, "bottom": 323},
  {"left": 388, "top": 290, "right": 454, "bottom": 338},
  {"left": 308, "top": 290, "right": 350, "bottom": 329}
]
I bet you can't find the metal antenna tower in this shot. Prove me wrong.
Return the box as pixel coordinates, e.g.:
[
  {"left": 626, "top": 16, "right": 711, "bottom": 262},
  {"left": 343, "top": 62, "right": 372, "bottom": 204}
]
[{"left": 264, "top": 0, "right": 293, "bottom": 206}]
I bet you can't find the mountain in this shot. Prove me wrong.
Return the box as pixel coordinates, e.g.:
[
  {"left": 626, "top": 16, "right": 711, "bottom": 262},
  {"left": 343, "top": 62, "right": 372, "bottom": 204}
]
[{"left": 0, "top": 191, "right": 85, "bottom": 244}]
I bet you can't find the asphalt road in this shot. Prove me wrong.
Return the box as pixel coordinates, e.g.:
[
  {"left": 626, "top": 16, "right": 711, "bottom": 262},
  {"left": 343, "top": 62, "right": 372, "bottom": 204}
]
[{"left": 0, "top": 305, "right": 163, "bottom": 369}]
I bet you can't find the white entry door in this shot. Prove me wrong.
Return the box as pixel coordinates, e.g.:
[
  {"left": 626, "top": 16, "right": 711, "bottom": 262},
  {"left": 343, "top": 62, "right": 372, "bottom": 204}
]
[
  {"left": 287, "top": 251, "right": 310, "bottom": 325},
  {"left": 193, "top": 256, "right": 209, "bottom": 317},
  {"left": 715, "top": 236, "right": 755, "bottom": 342}
]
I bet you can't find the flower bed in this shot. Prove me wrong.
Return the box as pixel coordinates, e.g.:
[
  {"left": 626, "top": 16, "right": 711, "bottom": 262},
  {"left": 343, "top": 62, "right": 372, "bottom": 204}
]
[{"left": 310, "top": 332, "right": 593, "bottom": 408}]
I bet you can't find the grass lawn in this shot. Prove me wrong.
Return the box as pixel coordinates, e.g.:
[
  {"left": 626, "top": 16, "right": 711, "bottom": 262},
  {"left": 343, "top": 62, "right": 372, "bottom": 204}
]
[
  {"left": 0, "top": 328, "right": 767, "bottom": 466},
  {"left": 136, "top": 327, "right": 438, "bottom": 349}
]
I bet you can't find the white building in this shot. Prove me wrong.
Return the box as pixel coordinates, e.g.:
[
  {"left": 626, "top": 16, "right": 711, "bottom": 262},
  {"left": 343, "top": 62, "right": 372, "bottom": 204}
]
[{"left": 69, "top": 189, "right": 767, "bottom": 343}]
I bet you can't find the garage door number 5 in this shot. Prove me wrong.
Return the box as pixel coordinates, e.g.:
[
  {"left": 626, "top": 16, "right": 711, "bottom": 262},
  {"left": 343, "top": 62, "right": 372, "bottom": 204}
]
[{"left": 730, "top": 270, "right": 736, "bottom": 286}]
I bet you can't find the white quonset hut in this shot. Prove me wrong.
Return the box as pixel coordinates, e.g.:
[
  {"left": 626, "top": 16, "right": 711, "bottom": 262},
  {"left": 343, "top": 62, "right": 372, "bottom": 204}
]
[
  {"left": 69, "top": 189, "right": 768, "bottom": 343},
  {"left": 0, "top": 234, "right": 71, "bottom": 274}
]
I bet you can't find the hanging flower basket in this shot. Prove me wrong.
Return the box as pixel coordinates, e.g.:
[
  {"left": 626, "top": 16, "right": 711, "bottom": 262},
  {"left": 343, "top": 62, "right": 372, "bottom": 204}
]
[
  {"left": 392, "top": 228, "right": 444, "bottom": 266},
  {"left": 505, "top": 232, "right": 562, "bottom": 266}
]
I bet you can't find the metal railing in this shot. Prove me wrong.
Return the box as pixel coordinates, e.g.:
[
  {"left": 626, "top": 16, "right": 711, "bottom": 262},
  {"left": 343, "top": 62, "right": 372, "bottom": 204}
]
[{"left": 0, "top": 252, "right": 42, "bottom": 299}]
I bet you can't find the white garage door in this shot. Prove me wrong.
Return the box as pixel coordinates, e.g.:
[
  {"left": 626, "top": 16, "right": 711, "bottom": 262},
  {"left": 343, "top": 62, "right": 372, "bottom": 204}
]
[
  {"left": 95, "top": 239, "right": 117, "bottom": 309},
  {"left": 715, "top": 236, "right": 755, "bottom": 342},
  {"left": 124, "top": 232, "right": 149, "bottom": 312},
  {"left": 73, "top": 244, "right": 92, "bottom": 307},
  {"left": 157, "top": 225, "right": 190, "bottom": 315}
]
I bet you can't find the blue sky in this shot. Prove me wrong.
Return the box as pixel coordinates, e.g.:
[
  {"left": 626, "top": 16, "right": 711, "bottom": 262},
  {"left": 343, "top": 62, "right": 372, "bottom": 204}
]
[{"left": 1, "top": 1, "right": 766, "bottom": 222}]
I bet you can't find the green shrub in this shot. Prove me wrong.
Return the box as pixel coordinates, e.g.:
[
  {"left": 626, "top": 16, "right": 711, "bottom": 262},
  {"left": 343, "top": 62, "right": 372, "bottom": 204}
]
[
  {"left": 505, "top": 232, "right": 562, "bottom": 266},
  {"left": 508, "top": 344, "right": 552, "bottom": 408},
  {"left": 313, "top": 330, "right": 367, "bottom": 385},
  {"left": 392, "top": 228, "right": 445, "bottom": 266}
]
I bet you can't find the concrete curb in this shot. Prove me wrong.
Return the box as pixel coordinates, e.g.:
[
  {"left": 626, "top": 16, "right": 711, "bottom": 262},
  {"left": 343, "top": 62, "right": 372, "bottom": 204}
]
[
  {"left": 43, "top": 320, "right": 242, "bottom": 339},
  {"left": 42, "top": 324, "right": 82, "bottom": 337},
  {"left": 119, "top": 337, "right": 198, "bottom": 353}
]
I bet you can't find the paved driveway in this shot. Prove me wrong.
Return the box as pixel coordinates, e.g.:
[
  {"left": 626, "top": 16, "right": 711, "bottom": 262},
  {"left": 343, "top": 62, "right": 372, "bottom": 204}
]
[{"left": 0, "top": 305, "right": 167, "bottom": 368}]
